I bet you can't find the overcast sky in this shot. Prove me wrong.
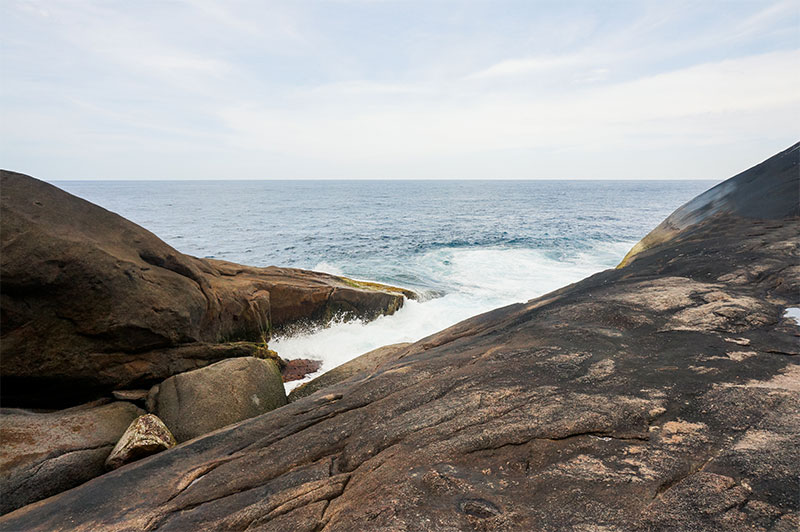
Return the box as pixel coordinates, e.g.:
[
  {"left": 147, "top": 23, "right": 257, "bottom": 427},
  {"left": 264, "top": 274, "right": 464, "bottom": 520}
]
[{"left": 1, "top": 0, "right": 798, "bottom": 180}]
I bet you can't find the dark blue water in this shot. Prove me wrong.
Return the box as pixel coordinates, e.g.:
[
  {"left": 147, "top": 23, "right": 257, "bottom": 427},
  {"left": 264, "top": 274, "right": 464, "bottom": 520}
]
[
  {"left": 56, "top": 180, "right": 713, "bottom": 292},
  {"left": 55, "top": 179, "right": 716, "bottom": 380}
]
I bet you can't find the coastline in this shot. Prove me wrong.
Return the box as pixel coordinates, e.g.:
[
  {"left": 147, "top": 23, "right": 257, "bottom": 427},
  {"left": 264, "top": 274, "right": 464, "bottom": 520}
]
[{"left": 1, "top": 144, "right": 798, "bottom": 529}]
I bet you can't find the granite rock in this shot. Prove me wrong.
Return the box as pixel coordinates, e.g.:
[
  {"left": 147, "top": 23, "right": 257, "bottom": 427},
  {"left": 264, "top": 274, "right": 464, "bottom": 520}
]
[
  {"left": 149, "top": 357, "right": 287, "bottom": 442},
  {"left": 105, "top": 414, "right": 176, "bottom": 471}
]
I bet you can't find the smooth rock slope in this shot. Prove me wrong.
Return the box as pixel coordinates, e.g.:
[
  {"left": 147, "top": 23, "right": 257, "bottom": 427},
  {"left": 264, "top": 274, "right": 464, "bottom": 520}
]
[
  {"left": 1, "top": 144, "right": 798, "bottom": 531},
  {"left": 288, "top": 343, "right": 412, "bottom": 402}
]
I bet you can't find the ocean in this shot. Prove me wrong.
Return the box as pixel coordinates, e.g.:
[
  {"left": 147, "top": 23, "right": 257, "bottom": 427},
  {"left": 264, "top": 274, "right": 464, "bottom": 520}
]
[{"left": 56, "top": 179, "right": 715, "bottom": 389}]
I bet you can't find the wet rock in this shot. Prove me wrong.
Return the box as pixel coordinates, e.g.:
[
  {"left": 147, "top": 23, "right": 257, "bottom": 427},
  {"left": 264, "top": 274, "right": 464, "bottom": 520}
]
[
  {"left": 282, "top": 359, "right": 323, "bottom": 382},
  {"left": 0, "top": 401, "right": 143, "bottom": 514},
  {"left": 149, "top": 357, "right": 287, "bottom": 442},
  {"left": 105, "top": 414, "right": 176, "bottom": 471}
]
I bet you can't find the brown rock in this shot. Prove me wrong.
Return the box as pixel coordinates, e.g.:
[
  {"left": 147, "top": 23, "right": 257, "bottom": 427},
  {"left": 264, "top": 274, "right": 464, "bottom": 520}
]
[
  {"left": 288, "top": 342, "right": 411, "bottom": 401},
  {"left": 150, "top": 357, "right": 287, "bottom": 442},
  {"left": 1, "top": 146, "right": 797, "bottom": 530},
  {"left": 0, "top": 400, "right": 143, "bottom": 514},
  {"left": 105, "top": 414, "right": 176, "bottom": 471},
  {"left": 281, "top": 359, "right": 323, "bottom": 382},
  {"left": 0, "top": 171, "right": 412, "bottom": 407}
]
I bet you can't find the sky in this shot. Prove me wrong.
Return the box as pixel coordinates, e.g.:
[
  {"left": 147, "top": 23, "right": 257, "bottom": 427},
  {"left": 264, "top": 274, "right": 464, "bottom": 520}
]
[{"left": 1, "top": 0, "right": 798, "bottom": 180}]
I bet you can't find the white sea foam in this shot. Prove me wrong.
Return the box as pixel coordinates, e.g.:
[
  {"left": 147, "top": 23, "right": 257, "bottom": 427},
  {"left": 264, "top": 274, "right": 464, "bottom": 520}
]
[
  {"left": 312, "top": 261, "right": 345, "bottom": 276},
  {"left": 277, "top": 241, "right": 635, "bottom": 392},
  {"left": 785, "top": 307, "right": 800, "bottom": 325}
]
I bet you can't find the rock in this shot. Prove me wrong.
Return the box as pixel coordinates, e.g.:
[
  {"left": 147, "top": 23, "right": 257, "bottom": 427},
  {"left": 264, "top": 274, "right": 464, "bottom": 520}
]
[
  {"left": 0, "top": 170, "right": 413, "bottom": 407},
  {"left": 150, "top": 357, "right": 287, "bottom": 442},
  {"left": 282, "top": 359, "right": 323, "bottom": 382},
  {"left": 0, "top": 400, "right": 143, "bottom": 514},
  {"left": 111, "top": 390, "right": 149, "bottom": 403},
  {"left": 2, "top": 144, "right": 798, "bottom": 530},
  {"left": 288, "top": 343, "right": 411, "bottom": 401},
  {"left": 617, "top": 140, "right": 799, "bottom": 267},
  {"left": 105, "top": 414, "right": 176, "bottom": 471}
]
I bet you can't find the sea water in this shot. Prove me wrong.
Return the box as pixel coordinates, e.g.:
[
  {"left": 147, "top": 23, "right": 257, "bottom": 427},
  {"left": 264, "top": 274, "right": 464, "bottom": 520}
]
[{"left": 56, "top": 180, "right": 715, "bottom": 389}]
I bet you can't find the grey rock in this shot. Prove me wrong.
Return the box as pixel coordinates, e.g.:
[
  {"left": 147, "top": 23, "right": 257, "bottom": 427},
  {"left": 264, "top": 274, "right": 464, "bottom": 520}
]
[
  {"left": 0, "top": 401, "right": 143, "bottom": 514},
  {"left": 105, "top": 414, "right": 176, "bottom": 471},
  {"left": 111, "top": 389, "right": 149, "bottom": 403},
  {"left": 150, "top": 357, "right": 287, "bottom": 442}
]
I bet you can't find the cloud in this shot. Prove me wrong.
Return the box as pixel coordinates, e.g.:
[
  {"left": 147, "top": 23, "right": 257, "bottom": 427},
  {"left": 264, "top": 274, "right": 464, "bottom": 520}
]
[
  {"left": 218, "top": 50, "right": 800, "bottom": 166},
  {"left": 1, "top": 0, "right": 798, "bottom": 179},
  {"left": 465, "top": 54, "right": 584, "bottom": 80}
]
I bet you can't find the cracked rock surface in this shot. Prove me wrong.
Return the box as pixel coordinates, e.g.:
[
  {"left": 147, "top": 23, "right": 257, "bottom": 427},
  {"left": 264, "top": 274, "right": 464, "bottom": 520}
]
[
  {"left": 0, "top": 400, "right": 143, "bottom": 514},
  {"left": 1, "top": 146, "right": 798, "bottom": 530}
]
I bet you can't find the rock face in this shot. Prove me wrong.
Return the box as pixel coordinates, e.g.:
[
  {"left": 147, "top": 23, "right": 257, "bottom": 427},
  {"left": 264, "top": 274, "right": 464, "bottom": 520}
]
[
  {"left": 288, "top": 342, "right": 411, "bottom": 401},
  {"left": 1, "top": 144, "right": 798, "bottom": 530},
  {"left": 105, "top": 414, "right": 176, "bottom": 471},
  {"left": 0, "top": 400, "right": 143, "bottom": 514},
  {"left": 617, "top": 142, "right": 800, "bottom": 267},
  {"left": 282, "top": 359, "right": 323, "bottom": 383},
  {"left": 149, "top": 357, "right": 286, "bottom": 443},
  {"left": 0, "top": 171, "right": 411, "bottom": 407}
]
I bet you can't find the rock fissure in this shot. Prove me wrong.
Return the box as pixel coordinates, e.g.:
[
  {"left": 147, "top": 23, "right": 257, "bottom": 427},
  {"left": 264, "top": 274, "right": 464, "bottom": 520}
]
[{"left": 463, "top": 429, "right": 650, "bottom": 456}]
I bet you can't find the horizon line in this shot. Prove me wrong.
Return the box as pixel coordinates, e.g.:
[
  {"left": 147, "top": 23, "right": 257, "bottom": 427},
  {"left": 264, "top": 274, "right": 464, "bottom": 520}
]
[{"left": 43, "top": 177, "right": 720, "bottom": 183}]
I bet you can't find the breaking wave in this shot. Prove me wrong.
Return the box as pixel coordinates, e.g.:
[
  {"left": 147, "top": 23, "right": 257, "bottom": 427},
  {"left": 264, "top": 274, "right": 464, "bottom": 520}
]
[{"left": 275, "top": 241, "right": 635, "bottom": 391}]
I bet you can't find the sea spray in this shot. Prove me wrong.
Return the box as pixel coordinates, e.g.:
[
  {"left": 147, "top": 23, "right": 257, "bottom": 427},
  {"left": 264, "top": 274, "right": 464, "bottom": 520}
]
[
  {"left": 53, "top": 179, "right": 715, "bottom": 391},
  {"left": 276, "top": 241, "right": 635, "bottom": 391}
]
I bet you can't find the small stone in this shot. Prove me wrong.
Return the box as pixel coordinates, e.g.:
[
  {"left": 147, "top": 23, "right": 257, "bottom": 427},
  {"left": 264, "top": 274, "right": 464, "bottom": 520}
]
[
  {"left": 459, "top": 498, "right": 501, "bottom": 518},
  {"left": 111, "top": 389, "right": 149, "bottom": 402},
  {"left": 105, "top": 414, "right": 176, "bottom": 471}
]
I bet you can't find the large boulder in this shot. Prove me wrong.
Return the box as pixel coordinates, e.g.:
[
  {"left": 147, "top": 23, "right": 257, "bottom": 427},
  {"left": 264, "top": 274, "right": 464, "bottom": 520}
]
[
  {"left": 148, "top": 357, "right": 287, "bottom": 442},
  {"left": 0, "top": 171, "right": 412, "bottom": 407},
  {"left": 2, "top": 144, "right": 797, "bottom": 530},
  {"left": 0, "top": 400, "right": 143, "bottom": 514},
  {"left": 288, "top": 342, "right": 411, "bottom": 401}
]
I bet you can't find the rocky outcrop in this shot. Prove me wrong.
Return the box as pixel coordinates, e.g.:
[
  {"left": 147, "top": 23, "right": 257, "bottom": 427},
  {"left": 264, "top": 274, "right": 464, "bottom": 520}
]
[
  {"left": 617, "top": 141, "right": 800, "bottom": 267},
  {"left": 148, "top": 357, "right": 286, "bottom": 443},
  {"left": 288, "top": 342, "right": 411, "bottom": 401},
  {"left": 1, "top": 144, "right": 798, "bottom": 530},
  {"left": 0, "top": 171, "right": 412, "bottom": 407},
  {"left": 105, "top": 414, "right": 176, "bottom": 471},
  {"left": 0, "top": 400, "right": 143, "bottom": 514}
]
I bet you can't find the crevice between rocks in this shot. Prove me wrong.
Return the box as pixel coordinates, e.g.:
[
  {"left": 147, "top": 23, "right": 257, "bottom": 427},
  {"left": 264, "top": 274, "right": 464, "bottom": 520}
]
[{"left": 463, "top": 429, "right": 649, "bottom": 456}]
